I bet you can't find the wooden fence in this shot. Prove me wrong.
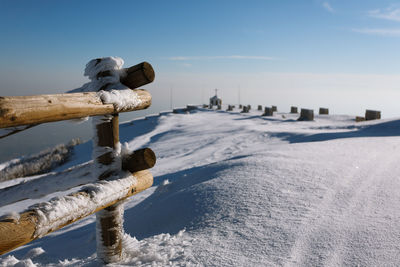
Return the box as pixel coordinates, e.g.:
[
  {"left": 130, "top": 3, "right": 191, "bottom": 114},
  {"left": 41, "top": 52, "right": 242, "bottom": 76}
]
[{"left": 0, "top": 61, "right": 156, "bottom": 263}]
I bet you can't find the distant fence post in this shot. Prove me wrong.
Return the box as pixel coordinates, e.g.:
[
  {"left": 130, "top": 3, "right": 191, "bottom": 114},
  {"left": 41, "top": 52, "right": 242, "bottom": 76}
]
[
  {"left": 319, "top": 108, "right": 329, "bottom": 115},
  {"left": 94, "top": 114, "right": 123, "bottom": 263},
  {"left": 241, "top": 106, "right": 249, "bottom": 113},
  {"left": 298, "top": 109, "right": 314, "bottom": 121},
  {"left": 262, "top": 107, "right": 273, "bottom": 116},
  {"left": 290, "top": 106, "right": 298, "bottom": 113},
  {"left": 365, "top": 110, "right": 381, "bottom": 120}
]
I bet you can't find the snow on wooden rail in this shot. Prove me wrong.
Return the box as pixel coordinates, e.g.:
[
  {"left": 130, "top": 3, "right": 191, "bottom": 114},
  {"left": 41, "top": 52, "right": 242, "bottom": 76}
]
[
  {"left": 0, "top": 61, "right": 154, "bottom": 128},
  {"left": 0, "top": 170, "right": 153, "bottom": 256},
  {"left": 0, "top": 148, "right": 156, "bottom": 207},
  {"left": 0, "top": 89, "right": 151, "bottom": 128}
]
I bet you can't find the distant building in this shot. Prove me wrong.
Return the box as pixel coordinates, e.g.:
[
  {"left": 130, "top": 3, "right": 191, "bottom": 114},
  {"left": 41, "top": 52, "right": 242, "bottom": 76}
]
[{"left": 209, "top": 89, "right": 222, "bottom": 107}]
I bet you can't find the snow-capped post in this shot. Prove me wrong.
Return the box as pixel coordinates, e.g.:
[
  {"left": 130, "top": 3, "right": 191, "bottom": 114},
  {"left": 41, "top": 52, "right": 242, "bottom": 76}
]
[
  {"left": 227, "top": 105, "right": 233, "bottom": 111},
  {"left": 298, "top": 109, "right": 314, "bottom": 121},
  {"left": 89, "top": 58, "right": 125, "bottom": 263},
  {"left": 94, "top": 114, "right": 125, "bottom": 263},
  {"left": 272, "top": 106, "right": 277, "bottom": 112},
  {"left": 319, "top": 108, "right": 329, "bottom": 115},
  {"left": 87, "top": 57, "right": 155, "bottom": 263},
  {"left": 258, "top": 105, "right": 262, "bottom": 111},
  {"left": 290, "top": 106, "right": 298, "bottom": 113}
]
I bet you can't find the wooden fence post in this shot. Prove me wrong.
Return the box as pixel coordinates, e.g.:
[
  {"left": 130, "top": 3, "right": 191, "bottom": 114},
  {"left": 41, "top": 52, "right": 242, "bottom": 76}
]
[
  {"left": 94, "top": 114, "right": 124, "bottom": 263},
  {"left": 365, "top": 109, "right": 381, "bottom": 120},
  {"left": 319, "top": 108, "right": 329, "bottom": 115},
  {"left": 298, "top": 109, "right": 314, "bottom": 121},
  {"left": 241, "top": 106, "right": 249, "bottom": 113},
  {"left": 262, "top": 107, "right": 273, "bottom": 116}
]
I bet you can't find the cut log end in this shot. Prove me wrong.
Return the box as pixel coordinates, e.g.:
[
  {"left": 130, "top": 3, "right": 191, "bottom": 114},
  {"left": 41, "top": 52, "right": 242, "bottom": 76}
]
[
  {"left": 120, "top": 62, "right": 155, "bottom": 89},
  {"left": 122, "top": 148, "right": 156, "bottom": 173}
]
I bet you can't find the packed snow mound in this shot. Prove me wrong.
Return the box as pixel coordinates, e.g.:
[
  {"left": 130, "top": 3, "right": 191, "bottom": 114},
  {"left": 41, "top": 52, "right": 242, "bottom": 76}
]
[{"left": 1, "top": 108, "right": 400, "bottom": 266}]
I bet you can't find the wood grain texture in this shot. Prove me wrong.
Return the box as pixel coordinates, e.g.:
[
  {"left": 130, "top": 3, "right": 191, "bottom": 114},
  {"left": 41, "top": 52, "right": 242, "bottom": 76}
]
[
  {"left": 0, "top": 170, "right": 153, "bottom": 256},
  {"left": 0, "top": 89, "right": 151, "bottom": 128},
  {"left": 95, "top": 114, "right": 123, "bottom": 262}
]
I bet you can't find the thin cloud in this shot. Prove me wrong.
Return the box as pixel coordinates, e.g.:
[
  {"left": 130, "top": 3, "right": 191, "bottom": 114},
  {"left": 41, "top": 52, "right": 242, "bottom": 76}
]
[
  {"left": 368, "top": 6, "right": 400, "bottom": 22},
  {"left": 167, "top": 55, "right": 276, "bottom": 61},
  {"left": 322, "top": 1, "right": 335, "bottom": 13},
  {"left": 352, "top": 28, "right": 400, "bottom": 36}
]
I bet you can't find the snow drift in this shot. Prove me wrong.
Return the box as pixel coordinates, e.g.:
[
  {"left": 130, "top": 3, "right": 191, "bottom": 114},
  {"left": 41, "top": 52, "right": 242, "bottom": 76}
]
[{"left": 1, "top": 107, "right": 400, "bottom": 266}]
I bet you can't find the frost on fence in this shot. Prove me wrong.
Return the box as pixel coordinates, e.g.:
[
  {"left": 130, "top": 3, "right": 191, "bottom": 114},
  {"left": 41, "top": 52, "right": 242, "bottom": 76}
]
[
  {"left": 87, "top": 57, "right": 139, "bottom": 263},
  {"left": 29, "top": 173, "right": 135, "bottom": 238}
]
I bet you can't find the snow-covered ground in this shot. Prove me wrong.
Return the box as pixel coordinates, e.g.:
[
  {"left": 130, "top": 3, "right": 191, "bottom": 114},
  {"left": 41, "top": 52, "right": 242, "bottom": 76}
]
[{"left": 1, "top": 107, "right": 400, "bottom": 266}]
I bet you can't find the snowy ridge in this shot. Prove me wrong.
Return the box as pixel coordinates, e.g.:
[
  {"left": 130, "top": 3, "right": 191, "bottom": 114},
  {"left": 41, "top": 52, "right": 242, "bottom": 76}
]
[{"left": 1, "top": 107, "right": 400, "bottom": 266}]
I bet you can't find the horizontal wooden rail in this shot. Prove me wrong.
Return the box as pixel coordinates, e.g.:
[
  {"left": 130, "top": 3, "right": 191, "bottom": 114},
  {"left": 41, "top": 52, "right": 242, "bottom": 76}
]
[
  {"left": 0, "top": 148, "right": 156, "bottom": 207},
  {"left": 0, "top": 89, "right": 151, "bottom": 128},
  {"left": 0, "top": 169, "right": 153, "bottom": 256}
]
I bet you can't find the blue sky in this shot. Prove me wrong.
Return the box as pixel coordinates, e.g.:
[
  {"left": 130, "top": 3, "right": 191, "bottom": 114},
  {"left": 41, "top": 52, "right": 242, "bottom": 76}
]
[{"left": 1, "top": 0, "right": 400, "bottom": 117}]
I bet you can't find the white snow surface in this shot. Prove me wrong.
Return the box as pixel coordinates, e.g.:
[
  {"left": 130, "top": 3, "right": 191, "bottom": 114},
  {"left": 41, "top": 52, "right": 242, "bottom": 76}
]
[
  {"left": 2, "top": 107, "right": 400, "bottom": 266},
  {"left": 97, "top": 89, "right": 142, "bottom": 112},
  {"left": 67, "top": 56, "right": 127, "bottom": 94},
  {"left": 84, "top": 57, "right": 124, "bottom": 81}
]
